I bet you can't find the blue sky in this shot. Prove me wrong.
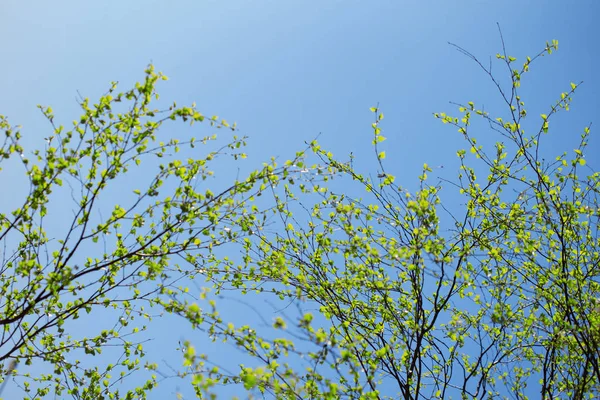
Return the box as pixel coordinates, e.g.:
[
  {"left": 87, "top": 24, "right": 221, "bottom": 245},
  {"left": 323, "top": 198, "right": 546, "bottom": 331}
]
[{"left": 1, "top": 1, "right": 599, "bottom": 398}]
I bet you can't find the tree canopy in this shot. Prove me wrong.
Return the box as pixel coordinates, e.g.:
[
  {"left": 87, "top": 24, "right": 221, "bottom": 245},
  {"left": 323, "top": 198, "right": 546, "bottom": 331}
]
[{"left": 1, "top": 39, "right": 599, "bottom": 399}]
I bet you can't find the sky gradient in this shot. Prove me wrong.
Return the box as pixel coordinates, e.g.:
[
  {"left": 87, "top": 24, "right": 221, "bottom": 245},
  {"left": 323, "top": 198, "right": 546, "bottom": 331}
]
[{"left": 1, "top": 1, "right": 599, "bottom": 398}]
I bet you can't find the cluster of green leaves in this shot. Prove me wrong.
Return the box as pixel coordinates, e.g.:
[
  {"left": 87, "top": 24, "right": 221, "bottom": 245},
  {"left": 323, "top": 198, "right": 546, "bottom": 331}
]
[
  {"left": 1, "top": 38, "right": 598, "bottom": 400},
  {"left": 172, "top": 40, "right": 600, "bottom": 399},
  {"left": 0, "top": 66, "right": 300, "bottom": 399}
]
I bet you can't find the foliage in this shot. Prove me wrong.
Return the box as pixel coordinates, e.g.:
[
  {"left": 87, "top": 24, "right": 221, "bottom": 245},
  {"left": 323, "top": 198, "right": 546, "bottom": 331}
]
[
  {"left": 174, "top": 40, "right": 600, "bottom": 399},
  {"left": 0, "top": 66, "right": 296, "bottom": 399},
  {"left": 1, "top": 38, "right": 599, "bottom": 400}
]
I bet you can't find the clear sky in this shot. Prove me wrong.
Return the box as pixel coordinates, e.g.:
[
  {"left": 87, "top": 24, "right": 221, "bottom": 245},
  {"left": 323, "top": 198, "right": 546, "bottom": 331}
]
[{"left": 1, "top": 1, "right": 599, "bottom": 398}]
